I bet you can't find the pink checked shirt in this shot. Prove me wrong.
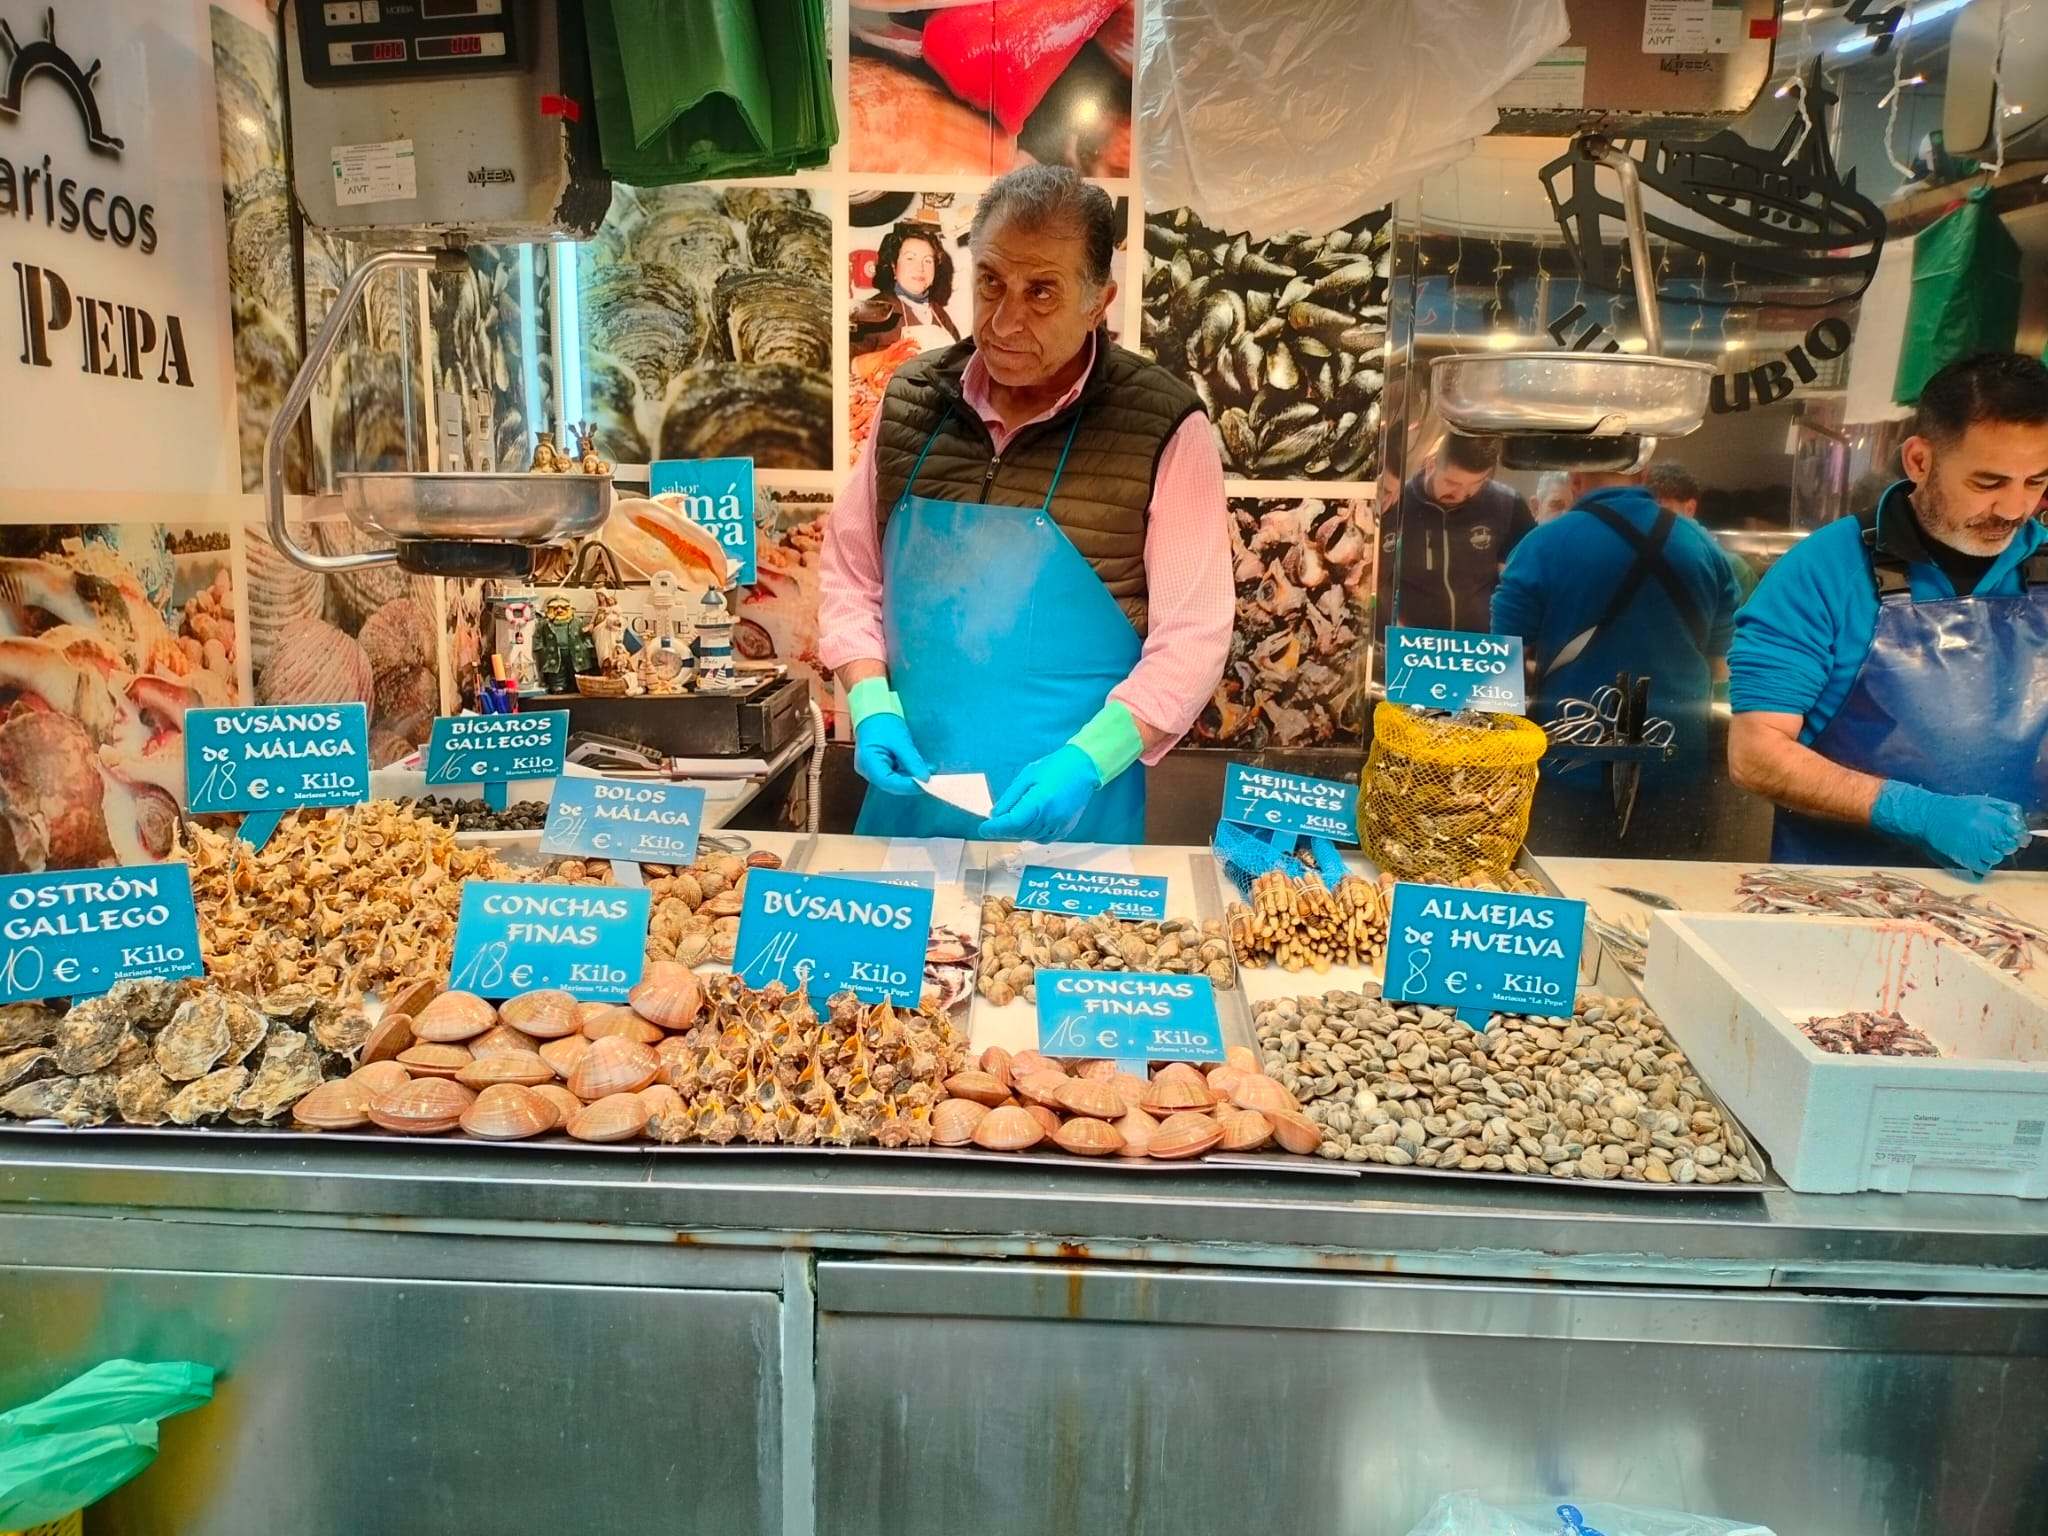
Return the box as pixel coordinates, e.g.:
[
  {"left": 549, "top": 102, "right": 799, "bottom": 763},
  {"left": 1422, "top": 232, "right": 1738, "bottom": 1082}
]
[{"left": 818, "top": 339, "right": 1235, "bottom": 764}]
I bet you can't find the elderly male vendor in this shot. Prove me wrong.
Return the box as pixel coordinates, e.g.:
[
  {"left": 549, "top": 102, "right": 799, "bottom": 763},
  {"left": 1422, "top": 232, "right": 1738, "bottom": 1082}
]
[
  {"left": 818, "top": 166, "right": 1234, "bottom": 843},
  {"left": 1729, "top": 352, "right": 2048, "bottom": 875}
]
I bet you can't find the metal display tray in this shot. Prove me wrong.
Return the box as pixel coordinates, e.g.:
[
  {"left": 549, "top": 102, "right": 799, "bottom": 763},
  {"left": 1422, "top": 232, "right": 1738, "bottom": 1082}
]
[{"left": 535, "top": 674, "right": 811, "bottom": 757}]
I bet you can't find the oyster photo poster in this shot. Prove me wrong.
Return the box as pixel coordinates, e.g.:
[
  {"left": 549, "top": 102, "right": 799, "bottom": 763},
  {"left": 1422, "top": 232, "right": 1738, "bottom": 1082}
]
[
  {"left": 649, "top": 458, "right": 756, "bottom": 584},
  {"left": 0, "top": 864, "right": 205, "bottom": 1004},
  {"left": 735, "top": 870, "right": 934, "bottom": 1006}
]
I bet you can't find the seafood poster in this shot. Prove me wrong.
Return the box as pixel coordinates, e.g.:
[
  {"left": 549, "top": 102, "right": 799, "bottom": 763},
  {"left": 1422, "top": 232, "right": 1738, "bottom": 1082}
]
[
  {"left": 848, "top": 189, "right": 1130, "bottom": 466},
  {"left": 1194, "top": 498, "right": 1378, "bottom": 751},
  {"left": 741, "top": 488, "right": 834, "bottom": 723},
  {"left": 0, "top": 523, "right": 238, "bottom": 876},
  {"left": 246, "top": 522, "right": 441, "bottom": 770},
  {"left": 577, "top": 185, "right": 833, "bottom": 470},
  {"left": 848, "top": 1, "right": 1133, "bottom": 177}
]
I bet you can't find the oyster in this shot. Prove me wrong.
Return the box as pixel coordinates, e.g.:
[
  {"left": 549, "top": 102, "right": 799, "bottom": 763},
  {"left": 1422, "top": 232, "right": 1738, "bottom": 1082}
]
[
  {"left": 258, "top": 985, "right": 322, "bottom": 1026},
  {"left": 581, "top": 261, "right": 714, "bottom": 401},
  {"left": 743, "top": 202, "right": 830, "bottom": 283},
  {"left": 230, "top": 1029, "right": 326, "bottom": 1123},
  {"left": 309, "top": 1004, "right": 370, "bottom": 1059},
  {"left": 657, "top": 364, "right": 831, "bottom": 471},
  {"left": 114, "top": 1063, "right": 175, "bottom": 1127},
  {"left": 164, "top": 1065, "right": 251, "bottom": 1126},
  {"left": 108, "top": 977, "right": 202, "bottom": 1032},
  {"left": 0, "top": 1045, "right": 55, "bottom": 1093},
  {"left": 52, "top": 1004, "right": 135, "bottom": 1076},
  {"left": 0, "top": 1074, "right": 76, "bottom": 1121},
  {"left": 155, "top": 994, "right": 238, "bottom": 1081},
  {"left": 0, "top": 1002, "right": 62, "bottom": 1051},
  {"left": 714, "top": 272, "right": 832, "bottom": 370}
]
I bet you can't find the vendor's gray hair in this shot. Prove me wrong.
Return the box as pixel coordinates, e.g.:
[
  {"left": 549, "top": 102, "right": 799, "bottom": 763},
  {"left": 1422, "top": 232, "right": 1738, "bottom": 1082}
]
[{"left": 971, "top": 166, "right": 1116, "bottom": 290}]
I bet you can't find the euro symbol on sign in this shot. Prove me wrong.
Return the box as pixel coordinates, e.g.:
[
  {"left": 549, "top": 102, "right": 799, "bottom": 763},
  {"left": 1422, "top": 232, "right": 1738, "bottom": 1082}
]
[
  {"left": 52, "top": 958, "right": 79, "bottom": 983},
  {"left": 1446, "top": 971, "right": 1467, "bottom": 994},
  {"left": 1264, "top": 808, "right": 1281, "bottom": 824},
  {"left": 1096, "top": 1028, "right": 1119, "bottom": 1049},
  {"left": 246, "top": 778, "right": 271, "bottom": 799},
  {"left": 1431, "top": 683, "right": 1446, "bottom": 700},
  {"left": 1062, "top": 899, "right": 1079, "bottom": 911}
]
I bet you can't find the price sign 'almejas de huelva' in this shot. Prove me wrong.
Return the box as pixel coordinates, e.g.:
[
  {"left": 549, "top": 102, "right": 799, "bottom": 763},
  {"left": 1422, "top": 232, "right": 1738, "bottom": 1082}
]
[
  {"left": 1383, "top": 883, "right": 1585, "bottom": 1027},
  {"left": 0, "top": 865, "right": 204, "bottom": 1004}
]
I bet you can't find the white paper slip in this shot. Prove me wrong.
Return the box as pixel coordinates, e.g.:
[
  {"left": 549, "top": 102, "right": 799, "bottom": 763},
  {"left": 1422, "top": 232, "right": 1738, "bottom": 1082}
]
[
  {"left": 882, "top": 838, "right": 967, "bottom": 886},
  {"left": 919, "top": 773, "right": 993, "bottom": 819}
]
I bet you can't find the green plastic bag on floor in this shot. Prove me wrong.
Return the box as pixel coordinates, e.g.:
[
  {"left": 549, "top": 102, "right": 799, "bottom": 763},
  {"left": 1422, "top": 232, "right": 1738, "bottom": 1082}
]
[
  {"left": 0, "top": 1361, "right": 215, "bottom": 1527},
  {"left": 1894, "top": 186, "right": 2021, "bottom": 405}
]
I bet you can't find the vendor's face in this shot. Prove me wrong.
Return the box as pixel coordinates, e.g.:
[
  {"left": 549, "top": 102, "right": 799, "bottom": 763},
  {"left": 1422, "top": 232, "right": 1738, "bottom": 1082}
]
[
  {"left": 1426, "top": 458, "right": 1491, "bottom": 508},
  {"left": 971, "top": 214, "right": 1115, "bottom": 389},
  {"left": 1906, "top": 420, "right": 2048, "bottom": 556},
  {"left": 896, "top": 238, "right": 937, "bottom": 294}
]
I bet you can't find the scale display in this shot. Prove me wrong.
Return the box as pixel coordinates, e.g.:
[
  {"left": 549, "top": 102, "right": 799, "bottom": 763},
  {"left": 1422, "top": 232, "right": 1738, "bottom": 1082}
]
[{"left": 296, "top": 0, "right": 519, "bottom": 85}]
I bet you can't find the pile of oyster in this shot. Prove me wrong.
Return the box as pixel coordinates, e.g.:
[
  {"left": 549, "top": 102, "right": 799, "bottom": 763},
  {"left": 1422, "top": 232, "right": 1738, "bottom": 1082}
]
[
  {"left": 182, "top": 802, "right": 505, "bottom": 996},
  {"left": 295, "top": 970, "right": 968, "bottom": 1147},
  {"left": 976, "top": 900, "right": 1235, "bottom": 1006},
  {"left": 932, "top": 1047, "right": 1319, "bottom": 1161},
  {"left": 0, "top": 979, "right": 360, "bottom": 1128},
  {"left": 1257, "top": 991, "right": 1763, "bottom": 1186}
]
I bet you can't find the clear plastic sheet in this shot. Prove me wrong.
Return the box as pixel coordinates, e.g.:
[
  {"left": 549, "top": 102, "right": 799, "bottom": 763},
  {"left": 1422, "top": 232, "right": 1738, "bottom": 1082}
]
[
  {"left": 1137, "top": 0, "right": 1568, "bottom": 238},
  {"left": 1401, "top": 1493, "right": 1777, "bottom": 1536}
]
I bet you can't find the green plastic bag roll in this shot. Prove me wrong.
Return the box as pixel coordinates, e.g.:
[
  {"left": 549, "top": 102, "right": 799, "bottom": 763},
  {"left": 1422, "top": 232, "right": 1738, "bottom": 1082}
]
[
  {"left": 0, "top": 1361, "right": 215, "bottom": 1527},
  {"left": 1895, "top": 186, "right": 2022, "bottom": 405}
]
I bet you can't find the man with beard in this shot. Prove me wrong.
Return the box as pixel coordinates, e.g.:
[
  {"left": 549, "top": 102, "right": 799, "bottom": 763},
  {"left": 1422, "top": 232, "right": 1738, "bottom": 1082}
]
[
  {"left": 1729, "top": 352, "right": 2048, "bottom": 874},
  {"left": 1377, "top": 432, "right": 1535, "bottom": 635}
]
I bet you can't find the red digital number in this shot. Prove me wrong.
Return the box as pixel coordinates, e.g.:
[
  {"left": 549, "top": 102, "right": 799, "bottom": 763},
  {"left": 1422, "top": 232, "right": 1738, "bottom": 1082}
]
[
  {"left": 454, "top": 33, "right": 482, "bottom": 54},
  {"left": 371, "top": 39, "right": 404, "bottom": 60}
]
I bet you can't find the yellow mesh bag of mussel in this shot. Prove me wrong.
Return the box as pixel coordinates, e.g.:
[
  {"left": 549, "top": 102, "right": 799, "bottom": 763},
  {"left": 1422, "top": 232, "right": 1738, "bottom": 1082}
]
[{"left": 1361, "top": 702, "right": 1547, "bottom": 883}]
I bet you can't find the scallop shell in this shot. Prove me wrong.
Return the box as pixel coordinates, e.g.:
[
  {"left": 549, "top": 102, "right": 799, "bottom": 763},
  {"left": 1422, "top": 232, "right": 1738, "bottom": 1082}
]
[
  {"left": 245, "top": 528, "right": 327, "bottom": 664},
  {"left": 460, "top": 1083, "right": 556, "bottom": 1141},
  {"left": 971, "top": 1104, "right": 1046, "bottom": 1152},
  {"left": 350, "top": 1060, "right": 413, "bottom": 1097},
  {"left": 457, "top": 1050, "right": 555, "bottom": 1089},
  {"left": 1229, "top": 1074, "right": 1300, "bottom": 1118},
  {"left": 396, "top": 1042, "right": 473, "bottom": 1078},
  {"left": 1143, "top": 1078, "right": 1216, "bottom": 1114},
  {"left": 1217, "top": 1109, "right": 1274, "bottom": 1151},
  {"left": 932, "top": 1098, "right": 989, "bottom": 1146},
  {"left": 580, "top": 1006, "right": 664, "bottom": 1044},
  {"left": 531, "top": 1083, "right": 581, "bottom": 1126},
  {"left": 567, "top": 1091, "right": 650, "bottom": 1143},
  {"left": 1114, "top": 1106, "right": 1160, "bottom": 1158},
  {"left": 1014, "top": 1070, "right": 1072, "bottom": 1109},
  {"left": 500, "top": 990, "right": 581, "bottom": 1039},
  {"left": 367, "top": 1078, "right": 474, "bottom": 1134},
  {"left": 942, "top": 1070, "right": 1010, "bottom": 1107},
  {"left": 361, "top": 1011, "right": 414, "bottom": 1064},
  {"left": 1148, "top": 1111, "right": 1222, "bottom": 1160},
  {"left": 567, "top": 1035, "right": 661, "bottom": 1100},
  {"left": 413, "top": 991, "right": 497, "bottom": 1043},
  {"left": 1268, "top": 1109, "right": 1323, "bottom": 1156},
  {"left": 292, "top": 1077, "right": 375, "bottom": 1130},
  {"left": 1009, "top": 1050, "right": 1058, "bottom": 1079},
  {"left": 1055, "top": 1077, "right": 1125, "bottom": 1120},
  {"left": 1054, "top": 1116, "right": 1125, "bottom": 1157},
  {"left": 540, "top": 1036, "right": 591, "bottom": 1082},
  {"left": 1024, "top": 1104, "right": 1062, "bottom": 1139},
  {"left": 470, "top": 1023, "right": 542, "bottom": 1058},
  {"left": 1226, "top": 1045, "right": 1262, "bottom": 1075},
  {"left": 628, "top": 964, "right": 704, "bottom": 1032},
  {"left": 977, "top": 1046, "right": 1014, "bottom": 1087}
]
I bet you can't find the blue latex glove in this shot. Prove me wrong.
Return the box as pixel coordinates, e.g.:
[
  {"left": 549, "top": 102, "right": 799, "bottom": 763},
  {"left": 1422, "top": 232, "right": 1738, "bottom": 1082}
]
[
  {"left": 853, "top": 712, "right": 932, "bottom": 797},
  {"left": 1871, "top": 780, "right": 2026, "bottom": 879},
  {"left": 980, "top": 745, "right": 1102, "bottom": 842}
]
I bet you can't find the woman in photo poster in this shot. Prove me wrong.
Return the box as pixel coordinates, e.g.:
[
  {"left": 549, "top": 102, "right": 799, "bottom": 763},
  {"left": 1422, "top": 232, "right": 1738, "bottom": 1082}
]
[{"left": 852, "top": 223, "right": 961, "bottom": 357}]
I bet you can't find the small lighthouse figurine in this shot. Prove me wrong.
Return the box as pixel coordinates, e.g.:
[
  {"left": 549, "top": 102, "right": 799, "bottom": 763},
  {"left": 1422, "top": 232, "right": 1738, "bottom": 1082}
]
[{"left": 693, "top": 587, "right": 738, "bottom": 689}]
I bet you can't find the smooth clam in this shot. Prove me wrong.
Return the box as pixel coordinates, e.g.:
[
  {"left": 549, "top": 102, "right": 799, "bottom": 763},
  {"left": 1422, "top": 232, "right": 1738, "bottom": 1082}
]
[
  {"left": 567, "top": 1091, "right": 651, "bottom": 1143},
  {"left": 367, "top": 1078, "right": 474, "bottom": 1135},
  {"left": 499, "top": 990, "right": 581, "bottom": 1039},
  {"left": 1229, "top": 1074, "right": 1299, "bottom": 1118},
  {"left": 291, "top": 1077, "right": 374, "bottom": 1130},
  {"left": 460, "top": 1083, "right": 556, "bottom": 1141},
  {"left": 470, "top": 1024, "right": 542, "bottom": 1058},
  {"left": 972, "top": 1104, "right": 1046, "bottom": 1152},
  {"left": 1054, "top": 1116, "right": 1125, "bottom": 1156},
  {"left": 361, "top": 1011, "right": 414, "bottom": 1065},
  {"left": 411, "top": 991, "right": 497, "bottom": 1043},
  {"left": 531, "top": 1083, "right": 580, "bottom": 1126},
  {"left": 1148, "top": 1111, "right": 1223, "bottom": 1160},
  {"left": 1014, "top": 1070, "right": 1072, "bottom": 1109},
  {"left": 1143, "top": 1077, "right": 1215, "bottom": 1114},
  {"left": 567, "top": 1035, "right": 661, "bottom": 1101},
  {"left": 1225, "top": 1045, "right": 1262, "bottom": 1075},
  {"left": 932, "top": 1098, "right": 989, "bottom": 1146},
  {"left": 1113, "top": 1106, "right": 1159, "bottom": 1158},
  {"left": 1055, "top": 1077, "right": 1124, "bottom": 1120},
  {"left": 1073, "top": 1059, "right": 1121, "bottom": 1082},
  {"left": 1152, "top": 1062, "right": 1210, "bottom": 1093},
  {"left": 942, "top": 1070, "right": 1010, "bottom": 1107},
  {"left": 1024, "top": 1104, "right": 1062, "bottom": 1138},
  {"left": 457, "top": 1050, "right": 555, "bottom": 1090},
  {"left": 978, "top": 1046, "right": 1015, "bottom": 1087},
  {"left": 629, "top": 962, "right": 703, "bottom": 1030},
  {"left": 1008, "top": 1050, "right": 1058, "bottom": 1079},
  {"left": 349, "top": 1060, "right": 413, "bottom": 1096},
  {"left": 580, "top": 1005, "right": 664, "bottom": 1044},
  {"left": 396, "top": 1042, "right": 473, "bottom": 1079},
  {"left": 1268, "top": 1108, "right": 1322, "bottom": 1155},
  {"left": 1217, "top": 1108, "right": 1274, "bottom": 1151},
  {"left": 539, "top": 1035, "right": 591, "bottom": 1081}
]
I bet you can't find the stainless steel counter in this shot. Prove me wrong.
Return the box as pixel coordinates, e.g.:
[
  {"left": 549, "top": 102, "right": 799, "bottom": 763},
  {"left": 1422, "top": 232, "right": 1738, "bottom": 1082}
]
[{"left": 3, "top": 1135, "right": 2046, "bottom": 1535}]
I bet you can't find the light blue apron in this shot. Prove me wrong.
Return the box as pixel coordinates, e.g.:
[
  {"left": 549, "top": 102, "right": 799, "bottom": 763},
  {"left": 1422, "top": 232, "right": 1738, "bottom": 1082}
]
[{"left": 853, "top": 411, "right": 1146, "bottom": 842}]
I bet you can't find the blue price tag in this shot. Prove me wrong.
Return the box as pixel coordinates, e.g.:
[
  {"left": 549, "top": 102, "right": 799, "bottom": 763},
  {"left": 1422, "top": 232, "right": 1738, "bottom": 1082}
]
[
  {"left": 1383, "top": 882, "right": 1584, "bottom": 1024},
  {"left": 734, "top": 869, "right": 933, "bottom": 1005},
  {"left": 0, "top": 864, "right": 204, "bottom": 1003},
  {"left": 449, "top": 881, "right": 651, "bottom": 1002},
  {"left": 650, "top": 456, "right": 756, "bottom": 584},
  {"left": 1221, "top": 763, "right": 1358, "bottom": 842},
  {"left": 425, "top": 711, "right": 569, "bottom": 803},
  {"left": 1034, "top": 970, "right": 1224, "bottom": 1062},
  {"left": 542, "top": 777, "right": 705, "bottom": 865},
  {"left": 1016, "top": 866, "right": 1168, "bottom": 920},
  {"left": 825, "top": 869, "right": 938, "bottom": 889},
  {"left": 1384, "top": 626, "right": 1526, "bottom": 714},
  {"left": 186, "top": 704, "right": 370, "bottom": 847}
]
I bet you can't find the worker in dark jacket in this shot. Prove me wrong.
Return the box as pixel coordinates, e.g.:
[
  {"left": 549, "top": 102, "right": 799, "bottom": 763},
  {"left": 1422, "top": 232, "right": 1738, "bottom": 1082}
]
[{"left": 1378, "top": 433, "right": 1535, "bottom": 634}]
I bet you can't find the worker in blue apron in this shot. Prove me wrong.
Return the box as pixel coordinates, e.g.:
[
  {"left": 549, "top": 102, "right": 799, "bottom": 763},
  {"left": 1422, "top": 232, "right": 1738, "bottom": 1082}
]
[
  {"left": 1728, "top": 352, "right": 2048, "bottom": 877},
  {"left": 816, "top": 166, "right": 1232, "bottom": 844}
]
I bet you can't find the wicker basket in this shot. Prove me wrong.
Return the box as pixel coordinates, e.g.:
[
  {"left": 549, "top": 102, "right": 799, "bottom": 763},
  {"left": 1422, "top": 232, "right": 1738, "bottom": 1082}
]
[{"left": 574, "top": 673, "right": 630, "bottom": 697}]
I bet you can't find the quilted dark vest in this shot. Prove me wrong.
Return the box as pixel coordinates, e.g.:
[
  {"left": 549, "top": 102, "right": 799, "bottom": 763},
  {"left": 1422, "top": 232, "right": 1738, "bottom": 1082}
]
[{"left": 874, "top": 338, "right": 1202, "bottom": 636}]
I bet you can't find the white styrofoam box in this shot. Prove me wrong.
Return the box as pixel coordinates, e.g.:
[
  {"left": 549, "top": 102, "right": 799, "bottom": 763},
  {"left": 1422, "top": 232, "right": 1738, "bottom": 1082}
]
[{"left": 1641, "top": 913, "right": 2048, "bottom": 1197}]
